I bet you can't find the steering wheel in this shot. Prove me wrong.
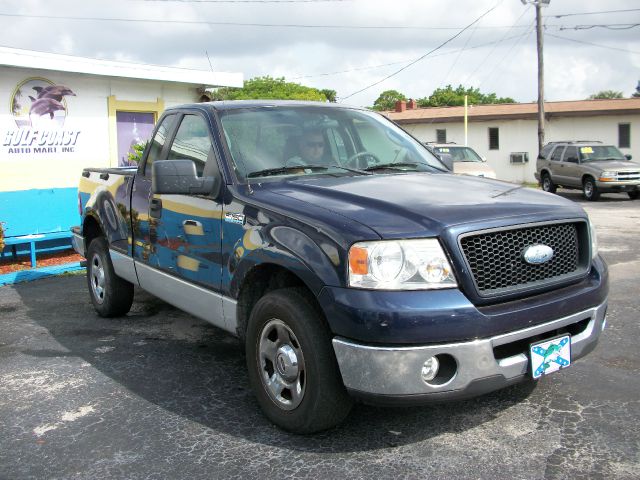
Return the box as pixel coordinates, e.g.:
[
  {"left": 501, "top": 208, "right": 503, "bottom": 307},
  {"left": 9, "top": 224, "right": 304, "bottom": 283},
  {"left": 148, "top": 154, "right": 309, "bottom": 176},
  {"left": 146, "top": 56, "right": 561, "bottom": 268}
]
[{"left": 344, "top": 151, "right": 381, "bottom": 169}]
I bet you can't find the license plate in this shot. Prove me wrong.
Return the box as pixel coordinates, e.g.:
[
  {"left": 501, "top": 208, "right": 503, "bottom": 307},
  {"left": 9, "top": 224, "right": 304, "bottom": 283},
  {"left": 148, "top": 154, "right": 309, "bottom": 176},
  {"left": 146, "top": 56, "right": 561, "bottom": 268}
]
[{"left": 530, "top": 335, "right": 571, "bottom": 379}]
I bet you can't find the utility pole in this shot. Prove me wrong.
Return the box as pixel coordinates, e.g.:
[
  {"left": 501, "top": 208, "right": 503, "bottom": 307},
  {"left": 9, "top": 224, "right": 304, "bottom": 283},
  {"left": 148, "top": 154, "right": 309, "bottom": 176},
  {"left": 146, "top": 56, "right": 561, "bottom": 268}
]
[
  {"left": 522, "top": 0, "right": 550, "bottom": 155},
  {"left": 535, "top": 1, "right": 545, "bottom": 155}
]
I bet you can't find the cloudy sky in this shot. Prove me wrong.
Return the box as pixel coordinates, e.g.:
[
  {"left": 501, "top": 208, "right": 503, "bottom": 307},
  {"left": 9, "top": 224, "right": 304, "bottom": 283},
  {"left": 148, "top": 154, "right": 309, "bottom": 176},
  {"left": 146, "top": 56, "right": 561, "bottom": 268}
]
[{"left": 1, "top": 0, "right": 639, "bottom": 107}]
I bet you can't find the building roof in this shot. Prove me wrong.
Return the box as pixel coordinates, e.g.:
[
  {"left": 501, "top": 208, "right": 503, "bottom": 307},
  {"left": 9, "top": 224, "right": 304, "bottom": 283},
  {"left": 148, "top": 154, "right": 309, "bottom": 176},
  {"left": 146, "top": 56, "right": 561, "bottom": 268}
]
[
  {"left": 0, "top": 46, "right": 243, "bottom": 88},
  {"left": 385, "top": 98, "right": 640, "bottom": 124}
]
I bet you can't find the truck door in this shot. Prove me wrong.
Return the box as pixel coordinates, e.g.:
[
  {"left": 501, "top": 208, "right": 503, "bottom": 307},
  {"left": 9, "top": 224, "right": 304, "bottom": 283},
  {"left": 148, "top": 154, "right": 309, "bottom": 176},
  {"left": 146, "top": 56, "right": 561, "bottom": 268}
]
[
  {"left": 145, "top": 112, "right": 224, "bottom": 293},
  {"left": 549, "top": 146, "right": 568, "bottom": 184},
  {"left": 560, "top": 146, "right": 582, "bottom": 187}
]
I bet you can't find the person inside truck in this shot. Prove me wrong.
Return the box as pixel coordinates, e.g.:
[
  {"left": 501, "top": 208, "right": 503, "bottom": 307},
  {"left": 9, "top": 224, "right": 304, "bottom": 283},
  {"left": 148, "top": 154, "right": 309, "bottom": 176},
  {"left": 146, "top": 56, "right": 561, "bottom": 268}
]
[{"left": 285, "top": 127, "right": 334, "bottom": 167}]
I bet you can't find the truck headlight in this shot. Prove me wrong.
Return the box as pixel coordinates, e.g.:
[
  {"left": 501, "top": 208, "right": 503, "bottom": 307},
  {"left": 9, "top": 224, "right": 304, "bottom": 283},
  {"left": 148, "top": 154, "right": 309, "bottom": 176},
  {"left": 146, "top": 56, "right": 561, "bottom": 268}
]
[
  {"left": 348, "top": 239, "right": 457, "bottom": 290},
  {"left": 599, "top": 171, "right": 617, "bottom": 182},
  {"left": 589, "top": 220, "right": 598, "bottom": 260}
]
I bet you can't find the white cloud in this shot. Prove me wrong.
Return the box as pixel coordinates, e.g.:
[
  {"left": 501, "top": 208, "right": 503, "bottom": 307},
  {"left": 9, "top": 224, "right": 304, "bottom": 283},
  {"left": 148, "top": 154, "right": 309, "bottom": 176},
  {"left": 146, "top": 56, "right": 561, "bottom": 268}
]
[{"left": 0, "top": 0, "right": 638, "bottom": 106}]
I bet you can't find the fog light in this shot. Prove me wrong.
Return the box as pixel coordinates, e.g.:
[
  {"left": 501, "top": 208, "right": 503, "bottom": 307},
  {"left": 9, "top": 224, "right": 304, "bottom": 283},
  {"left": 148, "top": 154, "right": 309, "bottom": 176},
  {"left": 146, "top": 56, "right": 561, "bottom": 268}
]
[{"left": 421, "top": 356, "right": 440, "bottom": 383}]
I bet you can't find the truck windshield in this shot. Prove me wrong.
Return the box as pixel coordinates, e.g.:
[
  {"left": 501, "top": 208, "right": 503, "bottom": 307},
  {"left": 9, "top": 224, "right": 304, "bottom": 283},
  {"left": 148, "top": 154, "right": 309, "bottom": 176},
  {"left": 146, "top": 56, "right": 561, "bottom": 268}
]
[
  {"left": 219, "top": 106, "right": 447, "bottom": 182},
  {"left": 579, "top": 145, "right": 626, "bottom": 162},
  {"left": 434, "top": 146, "right": 483, "bottom": 163}
]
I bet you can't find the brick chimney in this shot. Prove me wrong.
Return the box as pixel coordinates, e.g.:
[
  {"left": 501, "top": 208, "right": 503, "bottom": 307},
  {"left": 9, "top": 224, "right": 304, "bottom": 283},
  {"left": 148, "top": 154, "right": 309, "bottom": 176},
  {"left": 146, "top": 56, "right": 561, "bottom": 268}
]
[
  {"left": 395, "top": 100, "right": 407, "bottom": 112},
  {"left": 408, "top": 98, "right": 417, "bottom": 110}
]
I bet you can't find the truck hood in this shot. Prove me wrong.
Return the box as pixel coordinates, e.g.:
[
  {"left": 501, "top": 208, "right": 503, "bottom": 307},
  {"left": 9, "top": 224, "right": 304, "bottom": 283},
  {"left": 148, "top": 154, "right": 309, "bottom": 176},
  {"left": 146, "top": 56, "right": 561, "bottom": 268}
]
[
  {"left": 260, "top": 172, "right": 586, "bottom": 238},
  {"left": 583, "top": 160, "right": 640, "bottom": 171}
]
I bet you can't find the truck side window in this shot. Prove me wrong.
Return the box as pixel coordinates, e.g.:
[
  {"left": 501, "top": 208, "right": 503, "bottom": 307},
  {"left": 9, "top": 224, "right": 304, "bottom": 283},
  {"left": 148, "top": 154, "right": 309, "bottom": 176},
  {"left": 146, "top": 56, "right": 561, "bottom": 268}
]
[
  {"left": 563, "top": 146, "right": 579, "bottom": 163},
  {"left": 550, "top": 146, "right": 564, "bottom": 162},
  {"left": 144, "top": 115, "right": 174, "bottom": 175},
  {"left": 168, "top": 114, "right": 212, "bottom": 177}
]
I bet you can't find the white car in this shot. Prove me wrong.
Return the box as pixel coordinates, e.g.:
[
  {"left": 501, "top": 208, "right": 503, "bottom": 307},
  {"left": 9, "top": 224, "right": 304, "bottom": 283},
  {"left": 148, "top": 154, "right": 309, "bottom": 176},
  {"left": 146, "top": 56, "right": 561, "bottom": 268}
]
[{"left": 426, "top": 143, "right": 497, "bottom": 179}]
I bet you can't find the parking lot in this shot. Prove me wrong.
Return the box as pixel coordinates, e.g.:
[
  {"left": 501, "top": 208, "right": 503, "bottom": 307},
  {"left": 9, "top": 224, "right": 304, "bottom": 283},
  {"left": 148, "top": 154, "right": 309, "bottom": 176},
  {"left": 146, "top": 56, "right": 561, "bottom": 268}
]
[{"left": 1, "top": 190, "right": 639, "bottom": 480}]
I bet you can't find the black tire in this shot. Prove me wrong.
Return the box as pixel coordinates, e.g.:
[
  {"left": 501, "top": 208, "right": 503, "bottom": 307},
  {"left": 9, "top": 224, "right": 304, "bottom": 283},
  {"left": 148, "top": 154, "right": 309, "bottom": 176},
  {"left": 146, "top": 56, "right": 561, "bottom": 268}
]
[
  {"left": 245, "top": 288, "right": 353, "bottom": 434},
  {"left": 86, "top": 237, "right": 134, "bottom": 317},
  {"left": 583, "top": 177, "right": 600, "bottom": 201},
  {"left": 628, "top": 190, "right": 639, "bottom": 200},
  {"left": 541, "top": 173, "right": 557, "bottom": 193}
]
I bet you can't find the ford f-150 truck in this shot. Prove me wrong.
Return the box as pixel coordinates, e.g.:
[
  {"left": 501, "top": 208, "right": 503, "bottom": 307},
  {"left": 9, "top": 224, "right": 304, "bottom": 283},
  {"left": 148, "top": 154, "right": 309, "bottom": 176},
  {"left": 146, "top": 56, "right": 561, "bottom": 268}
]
[{"left": 73, "top": 101, "right": 608, "bottom": 433}]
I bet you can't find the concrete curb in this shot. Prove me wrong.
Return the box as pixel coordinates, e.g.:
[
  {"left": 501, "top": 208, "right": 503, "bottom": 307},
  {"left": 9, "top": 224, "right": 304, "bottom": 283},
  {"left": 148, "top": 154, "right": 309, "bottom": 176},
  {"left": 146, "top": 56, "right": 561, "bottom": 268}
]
[{"left": 0, "top": 262, "right": 85, "bottom": 286}]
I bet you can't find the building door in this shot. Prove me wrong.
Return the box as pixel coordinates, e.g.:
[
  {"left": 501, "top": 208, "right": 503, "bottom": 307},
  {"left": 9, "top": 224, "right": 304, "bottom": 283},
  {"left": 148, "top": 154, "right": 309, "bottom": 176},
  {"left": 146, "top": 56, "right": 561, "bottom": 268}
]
[{"left": 116, "top": 111, "right": 155, "bottom": 166}]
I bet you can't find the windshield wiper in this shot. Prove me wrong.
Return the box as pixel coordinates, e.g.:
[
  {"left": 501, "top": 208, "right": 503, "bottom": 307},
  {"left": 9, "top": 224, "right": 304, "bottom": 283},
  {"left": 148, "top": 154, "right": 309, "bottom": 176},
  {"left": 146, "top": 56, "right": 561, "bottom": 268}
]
[
  {"left": 247, "top": 165, "right": 328, "bottom": 178},
  {"left": 364, "top": 162, "right": 419, "bottom": 172}
]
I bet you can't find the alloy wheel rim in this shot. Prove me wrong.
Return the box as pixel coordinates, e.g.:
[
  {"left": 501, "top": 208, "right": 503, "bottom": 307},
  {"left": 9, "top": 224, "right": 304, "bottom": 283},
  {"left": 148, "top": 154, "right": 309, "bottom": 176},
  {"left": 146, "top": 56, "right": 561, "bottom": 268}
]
[
  {"left": 90, "top": 253, "right": 106, "bottom": 304},
  {"left": 585, "top": 182, "right": 593, "bottom": 197},
  {"left": 257, "top": 319, "right": 306, "bottom": 410}
]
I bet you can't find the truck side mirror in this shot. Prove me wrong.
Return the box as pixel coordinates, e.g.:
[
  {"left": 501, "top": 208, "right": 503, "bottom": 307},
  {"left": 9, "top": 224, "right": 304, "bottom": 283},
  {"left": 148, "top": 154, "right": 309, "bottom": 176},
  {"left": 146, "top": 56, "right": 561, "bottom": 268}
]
[
  {"left": 625, "top": 154, "right": 632, "bottom": 160},
  {"left": 438, "top": 153, "right": 454, "bottom": 172},
  {"left": 152, "top": 159, "right": 220, "bottom": 196}
]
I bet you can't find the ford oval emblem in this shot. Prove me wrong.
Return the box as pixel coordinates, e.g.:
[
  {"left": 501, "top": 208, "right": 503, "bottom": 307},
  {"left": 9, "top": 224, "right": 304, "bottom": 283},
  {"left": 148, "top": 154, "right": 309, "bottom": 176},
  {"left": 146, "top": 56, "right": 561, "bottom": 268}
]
[{"left": 523, "top": 244, "right": 554, "bottom": 265}]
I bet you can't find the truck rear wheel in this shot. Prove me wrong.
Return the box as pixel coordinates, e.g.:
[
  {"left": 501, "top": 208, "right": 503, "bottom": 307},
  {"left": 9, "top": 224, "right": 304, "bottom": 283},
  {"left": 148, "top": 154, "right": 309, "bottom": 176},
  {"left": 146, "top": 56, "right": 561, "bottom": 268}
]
[
  {"left": 628, "top": 191, "right": 639, "bottom": 200},
  {"left": 541, "top": 173, "right": 556, "bottom": 193},
  {"left": 245, "top": 288, "right": 352, "bottom": 433},
  {"left": 87, "top": 237, "right": 134, "bottom": 317}
]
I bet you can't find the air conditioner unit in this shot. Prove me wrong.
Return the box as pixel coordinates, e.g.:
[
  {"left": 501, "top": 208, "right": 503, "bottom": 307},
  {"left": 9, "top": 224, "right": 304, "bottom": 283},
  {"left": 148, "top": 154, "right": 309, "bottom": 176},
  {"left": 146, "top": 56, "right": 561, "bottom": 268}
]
[{"left": 510, "top": 152, "right": 529, "bottom": 164}]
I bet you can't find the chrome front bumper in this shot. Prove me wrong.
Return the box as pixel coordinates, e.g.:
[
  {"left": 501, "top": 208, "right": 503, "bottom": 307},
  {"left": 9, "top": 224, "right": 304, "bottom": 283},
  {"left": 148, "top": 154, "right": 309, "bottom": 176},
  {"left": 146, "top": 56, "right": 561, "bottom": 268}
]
[{"left": 332, "top": 301, "right": 607, "bottom": 402}]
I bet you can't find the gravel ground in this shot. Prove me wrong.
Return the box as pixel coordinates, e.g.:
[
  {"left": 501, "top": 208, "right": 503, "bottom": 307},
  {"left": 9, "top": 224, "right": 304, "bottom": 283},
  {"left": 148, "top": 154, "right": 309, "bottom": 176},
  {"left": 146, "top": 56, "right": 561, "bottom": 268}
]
[{"left": 0, "top": 190, "right": 638, "bottom": 480}]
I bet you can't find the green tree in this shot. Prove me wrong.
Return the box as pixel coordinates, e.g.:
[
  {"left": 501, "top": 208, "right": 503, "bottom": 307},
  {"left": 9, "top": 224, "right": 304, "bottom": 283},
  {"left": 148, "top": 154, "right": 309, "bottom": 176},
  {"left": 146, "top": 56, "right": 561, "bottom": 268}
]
[
  {"left": 588, "top": 90, "right": 624, "bottom": 100},
  {"left": 320, "top": 89, "right": 337, "bottom": 103},
  {"left": 372, "top": 89, "right": 407, "bottom": 111},
  {"left": 209, "top": 76, "right": 331, "bottom": 102},
  {"left": 632, "top": 81, "right": 640, "bottom": 98},
  {"left": 417, "top": 85, "right": 515, "bottom": 107}
]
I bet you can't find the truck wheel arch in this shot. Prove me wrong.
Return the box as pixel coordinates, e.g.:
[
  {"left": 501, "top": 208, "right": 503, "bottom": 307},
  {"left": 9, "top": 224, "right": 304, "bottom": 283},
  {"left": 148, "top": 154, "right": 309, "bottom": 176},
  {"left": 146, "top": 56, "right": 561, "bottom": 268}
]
[
  {"left": 82, "top": 214, "right": 104, "bottom": 250},
  {"left": 235, "top": 263, "right": 326, "bottom": 342}
]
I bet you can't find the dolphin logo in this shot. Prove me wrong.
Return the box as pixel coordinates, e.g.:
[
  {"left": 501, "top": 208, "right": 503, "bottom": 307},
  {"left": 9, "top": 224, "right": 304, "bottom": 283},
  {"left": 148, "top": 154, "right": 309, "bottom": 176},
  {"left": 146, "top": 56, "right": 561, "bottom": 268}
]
[
  {"left": 28, "top": 96, "right": 66, "bottom": 119},
  {"left": 33, "top": 85, "right": 76, "bottom": 102}
]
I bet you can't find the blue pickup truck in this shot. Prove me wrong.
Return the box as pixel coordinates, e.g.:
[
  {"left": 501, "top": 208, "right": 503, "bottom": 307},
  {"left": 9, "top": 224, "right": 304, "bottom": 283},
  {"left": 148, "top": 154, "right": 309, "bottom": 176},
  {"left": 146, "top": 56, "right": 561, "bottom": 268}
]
[{"left": 73, "top": 101, "right": 608, "bottom": 433}]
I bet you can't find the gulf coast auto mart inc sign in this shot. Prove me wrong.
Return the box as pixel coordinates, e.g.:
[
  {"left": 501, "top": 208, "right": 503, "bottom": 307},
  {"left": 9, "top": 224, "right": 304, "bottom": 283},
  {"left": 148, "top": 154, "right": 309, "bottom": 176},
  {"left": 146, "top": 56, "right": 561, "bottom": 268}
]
[{"left": 3, "top": 77, "right": 81, "bottom": 155}]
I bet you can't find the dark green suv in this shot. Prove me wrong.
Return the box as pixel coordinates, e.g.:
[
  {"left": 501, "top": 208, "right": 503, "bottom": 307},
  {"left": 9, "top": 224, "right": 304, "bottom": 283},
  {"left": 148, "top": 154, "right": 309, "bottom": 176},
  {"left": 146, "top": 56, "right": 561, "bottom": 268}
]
[{"left": 535, "top": 141, "right": 640, "bottom": 201}]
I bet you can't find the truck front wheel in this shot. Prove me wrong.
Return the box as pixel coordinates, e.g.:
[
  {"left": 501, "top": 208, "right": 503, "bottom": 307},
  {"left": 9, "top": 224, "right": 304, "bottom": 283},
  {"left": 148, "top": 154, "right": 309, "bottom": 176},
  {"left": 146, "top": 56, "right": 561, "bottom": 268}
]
[
  {"left": 583, "top": 177, "right": 600, "bottom": 201},
  {"left": 87, "top": 237, "right": 134, "bottom": 317},
  {"left": 246, "top": 288, "right": 352, "bottom": 433}
]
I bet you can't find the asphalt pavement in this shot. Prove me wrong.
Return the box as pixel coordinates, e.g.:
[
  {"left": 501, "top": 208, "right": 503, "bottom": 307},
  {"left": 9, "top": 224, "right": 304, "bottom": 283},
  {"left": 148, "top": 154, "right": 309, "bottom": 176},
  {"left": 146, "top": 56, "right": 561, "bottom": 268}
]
[{"left": 1, "top": 190, "right": 639, "bottom": 479}]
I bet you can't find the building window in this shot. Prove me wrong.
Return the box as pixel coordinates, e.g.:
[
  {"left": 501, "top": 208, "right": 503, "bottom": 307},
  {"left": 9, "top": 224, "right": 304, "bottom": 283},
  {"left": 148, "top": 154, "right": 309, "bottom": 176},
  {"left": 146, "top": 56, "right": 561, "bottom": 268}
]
[
  {"left": 619, "top": 123, "right": 630, "bottom": 149},
  {"left": 436, "top": 129, "right": 446, "bottom": 143},
  {"left": 488, "top": 127, "right": 499, "bottom": 150}
]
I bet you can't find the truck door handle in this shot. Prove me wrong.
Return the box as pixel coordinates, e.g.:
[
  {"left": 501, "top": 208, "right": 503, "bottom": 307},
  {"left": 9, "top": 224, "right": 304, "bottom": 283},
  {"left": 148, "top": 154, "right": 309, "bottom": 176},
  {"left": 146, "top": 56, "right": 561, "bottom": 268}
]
[{"left": 150, "top": 198, "right": 162, "bottom": 219}]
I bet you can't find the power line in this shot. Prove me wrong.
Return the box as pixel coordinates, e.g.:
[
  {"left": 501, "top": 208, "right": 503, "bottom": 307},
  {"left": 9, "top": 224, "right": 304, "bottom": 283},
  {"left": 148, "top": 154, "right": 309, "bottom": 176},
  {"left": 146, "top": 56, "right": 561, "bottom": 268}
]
[
  {"left": 461, "top": 5, "right": 531, "bottom": 87},
  {"left": 340, "top": 1, "right": 505, "bottom": 101},
  {"left": 1, "top": 12, "right": 636, "bottom": 31},
  {"left": 0, "top": 12, "right": 542, "bottom": 30},
  {"left": 478, "top": 21, "right": 535, "bottom": 89},
  {"left": 552, "top": 8, "right": 640, "bottom": 18},
  {"left": 291, "top": 33, "right": 531, "bottom": 80},
  {"left": 547, "top": 33, "right": 640, "bottom": 55},
  {"left": 139, "top": 0, "right": 350, "bottom": 2},
  {"left": 559, "top": 23, "right": 640, "bottom": 31}
]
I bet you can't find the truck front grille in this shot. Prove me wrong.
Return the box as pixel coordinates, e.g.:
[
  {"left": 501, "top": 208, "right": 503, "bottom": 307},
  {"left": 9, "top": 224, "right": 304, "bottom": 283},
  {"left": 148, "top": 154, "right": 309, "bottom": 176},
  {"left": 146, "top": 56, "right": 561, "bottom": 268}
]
[
  {"left": 459, "top": 222, "right": 588, "bottom": 298},
  {"left": 616, "top": 171, "right": 640, "bottom": 181}
]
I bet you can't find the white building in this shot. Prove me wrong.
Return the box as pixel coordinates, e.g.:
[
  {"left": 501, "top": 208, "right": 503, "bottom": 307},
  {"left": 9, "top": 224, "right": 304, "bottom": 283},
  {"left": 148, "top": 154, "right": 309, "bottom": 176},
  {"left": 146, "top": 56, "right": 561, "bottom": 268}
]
[
  {"left": 386, "top": 98, "right": 640, "bottom": 184},
  {"left": 0, "top": 46, "right": 242, "bottom": 249}
]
